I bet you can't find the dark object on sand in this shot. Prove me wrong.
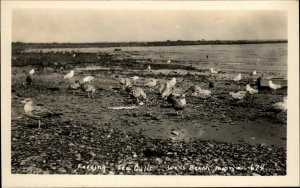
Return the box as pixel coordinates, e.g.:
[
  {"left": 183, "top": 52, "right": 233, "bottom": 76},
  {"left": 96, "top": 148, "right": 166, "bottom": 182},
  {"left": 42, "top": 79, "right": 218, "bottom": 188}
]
[
  {"left": 206, "top": 55, "right": 208, "bottom": 58},
  {"left": 47, "top": 87, "right": 61, "bottom": 91},
  {"left": 114, "top": 48, "right": 122, "bottom": 52},
  {"left": 208, "top": 81, "right": 214, "bottom": 88},
  {"left": 26, "top": 75, "right": 33, "bottom": 85}
]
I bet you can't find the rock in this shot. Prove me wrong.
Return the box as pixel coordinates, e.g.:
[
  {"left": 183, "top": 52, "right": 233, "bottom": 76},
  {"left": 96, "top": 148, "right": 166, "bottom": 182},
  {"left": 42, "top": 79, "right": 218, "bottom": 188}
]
[
  {"left": 171, "top": 131, "right": 180, "bottom": 136},
  {"left": 108, "top": 171, "right": 115, "bottom": 175},
  {"left": 165, "top": 157, "right": 171, "bottom": 162},
  {"left": 75, "top": 154, "right": 81, "bottom": 161},
  {"left": 68, "top": 143, "right": 75, "bottom": 147},
  {"left": 90, "top": 151, "right": 96, "bottom": 157},
  {"left": 20, "top": 160, "right": 27, "bottom": 166},
  {"left": 155, "top": 158, "right": 163, "bottom": 164},
  {"left": 58, "top": 168, "right": 67, "bottom": 173}
]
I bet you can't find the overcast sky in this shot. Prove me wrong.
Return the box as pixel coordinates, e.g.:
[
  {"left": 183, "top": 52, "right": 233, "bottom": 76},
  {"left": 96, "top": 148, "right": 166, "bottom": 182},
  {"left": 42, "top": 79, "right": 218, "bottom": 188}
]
[{"left": 12, "top": 10, "right": 287, "bottom": 42}]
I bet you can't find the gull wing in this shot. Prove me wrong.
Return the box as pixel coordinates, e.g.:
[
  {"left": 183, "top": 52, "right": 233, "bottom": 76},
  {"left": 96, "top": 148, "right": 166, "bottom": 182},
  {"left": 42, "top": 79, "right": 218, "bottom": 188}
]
[{"left": 31, "top": 105, "right": 55, "bottom": 117}]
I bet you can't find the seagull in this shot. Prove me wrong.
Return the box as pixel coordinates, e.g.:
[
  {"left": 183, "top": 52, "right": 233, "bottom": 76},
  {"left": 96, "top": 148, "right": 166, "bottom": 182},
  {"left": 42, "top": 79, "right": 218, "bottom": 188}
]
[
  {"left": 120, "top": 78, "right": 132, "bottom": 90},
  {"left": 120, "top": 76, "right": 139, "bottom": 89},
  {"left": 161, "top": 83, "right": 174, "bottom": 99},
  {"left": 190, "top": 86, "right": 212, "bottom": 99},
  {"left": 145, "top": 79, "right": 157, "bottom": 92},
  {"left": 73, "top": 53, "right": 76, "bottom": 58},
  {"left": 158, "top": 82, "right": 167, "bottom": 94},
  {"left": 246, "top": 84, "right": 258, "bottom": 94},
  {"left": 166, "top": 77, "right": 177, "bottom": 88},
  {"left": 167, "top": 93, "right": 187, "bottom": 118},
  {"left": 20, "top": 98, "right": 62, "bottom": 129},
  {"left": 29, "top": 69, "right": 35, "bottom": 75},
  {"left": 82, "top": 76, "right": 96, "bottom": 83},
  {"left": 131, "top": 76, "right": 140, "bottom": 82},
  {"left": 229, "top": 91, "right": 247, "bottom": 100},
  {"left": 269, "top": 80, "right": 281, "bottom": 94},
  {"left": 229, "top": 91, "right": 247, "bottom": 106},
  {"left": 126, "top": 86, "right": 147, "bottom": 105},
  {"left": 167, "top": 59, "right": 171, "bottom": 64},
  {"left": 271, "top": 96, "right": 287, "bottom": 113},
  {"left": 80, "top": 83, "right": 96, "bottom": 98},
  {"left": 210, "top": 68, "right": 218, "bottom": 74},
  {"left": 233, "top": 73, "right": 242, "bottom": 82},
  {"left": 250, "top": 70, "right": 257, "bottom": 76},
  {"left": 63, "top": 70, "right": 75, "bottom": 80},
  {"left": 147, "top": 65, "right": 151, "bottom": 72},
  {"left": 68, "top": 80, "right": 81, "bottom": 90}
]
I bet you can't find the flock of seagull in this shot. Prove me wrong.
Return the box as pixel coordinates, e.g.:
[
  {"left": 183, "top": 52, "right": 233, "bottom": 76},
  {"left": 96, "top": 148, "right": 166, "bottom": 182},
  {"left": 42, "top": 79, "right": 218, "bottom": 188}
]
[{"left": 20, "top": 66, "right": 287, "bottom": 129}]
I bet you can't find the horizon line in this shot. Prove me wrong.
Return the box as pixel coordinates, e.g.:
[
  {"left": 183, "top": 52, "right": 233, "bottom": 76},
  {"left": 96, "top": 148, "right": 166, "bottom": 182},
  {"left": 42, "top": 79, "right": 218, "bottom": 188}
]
[{"left": 12, "top": 39, "right": 288, "bottom": 44}]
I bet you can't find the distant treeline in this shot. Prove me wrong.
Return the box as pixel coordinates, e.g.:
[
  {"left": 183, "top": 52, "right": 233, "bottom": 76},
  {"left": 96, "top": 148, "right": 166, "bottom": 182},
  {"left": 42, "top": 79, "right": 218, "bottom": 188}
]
[{"left": 12, "top": 39, "right": 288, "bottom": 50}]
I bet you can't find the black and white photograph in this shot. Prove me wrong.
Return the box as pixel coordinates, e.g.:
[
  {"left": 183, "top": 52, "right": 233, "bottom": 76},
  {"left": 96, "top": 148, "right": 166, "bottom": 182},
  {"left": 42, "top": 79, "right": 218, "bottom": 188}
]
[{"left": 1, "top": 1, "right": 299, "bottom": 187}]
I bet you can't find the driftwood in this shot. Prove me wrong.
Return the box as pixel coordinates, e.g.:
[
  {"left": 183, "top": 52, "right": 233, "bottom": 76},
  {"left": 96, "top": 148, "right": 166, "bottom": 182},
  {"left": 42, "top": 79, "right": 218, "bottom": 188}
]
[{"left": 108, "top": 106, "right": 137, "bottom": 110}]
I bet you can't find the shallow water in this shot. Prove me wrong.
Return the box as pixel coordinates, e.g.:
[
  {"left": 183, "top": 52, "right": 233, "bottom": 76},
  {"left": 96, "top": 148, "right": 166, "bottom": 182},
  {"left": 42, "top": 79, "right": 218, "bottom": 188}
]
[{"left": 25, "top": 43, "right": 287, "bottom": 76}]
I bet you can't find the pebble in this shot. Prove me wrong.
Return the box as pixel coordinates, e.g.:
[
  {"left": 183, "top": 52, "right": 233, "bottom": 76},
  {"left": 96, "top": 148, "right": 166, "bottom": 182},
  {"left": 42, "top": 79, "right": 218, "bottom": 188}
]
[
  {"left": 171, "top": 131, "right": 180, "bottom": 136},
  {"left": 108, "top": 171, "right": 115, "bottom": 175},
  {"left": 155, "top": 158, "right": 163, "bottom": 164}
]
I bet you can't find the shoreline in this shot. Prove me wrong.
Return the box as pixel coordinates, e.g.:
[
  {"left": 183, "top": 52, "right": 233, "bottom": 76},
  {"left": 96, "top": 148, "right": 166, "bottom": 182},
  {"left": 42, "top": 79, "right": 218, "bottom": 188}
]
[{"left": 12, "top": 40, "right": 287, "bottom": 50}]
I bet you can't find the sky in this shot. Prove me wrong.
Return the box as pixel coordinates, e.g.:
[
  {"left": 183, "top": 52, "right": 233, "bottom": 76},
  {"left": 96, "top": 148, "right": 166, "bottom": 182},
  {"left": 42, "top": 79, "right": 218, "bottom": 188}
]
[{"left": 12, "top": 10, "right": 287, "bottom": 43}]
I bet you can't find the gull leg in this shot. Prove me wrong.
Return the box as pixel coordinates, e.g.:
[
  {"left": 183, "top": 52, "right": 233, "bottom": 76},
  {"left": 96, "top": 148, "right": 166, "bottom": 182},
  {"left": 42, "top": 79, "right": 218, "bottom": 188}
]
[
  {"left": 38, "top": 120, "right": 41, "bottom": 129},
  {"left": 181, "top": 111, "right": 183, "bottom": 118}
]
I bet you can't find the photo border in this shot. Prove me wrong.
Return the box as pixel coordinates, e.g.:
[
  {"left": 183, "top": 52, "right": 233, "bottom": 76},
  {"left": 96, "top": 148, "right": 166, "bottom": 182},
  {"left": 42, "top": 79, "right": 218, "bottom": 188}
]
[{"left": 1, "top": 1, "right": 299, "bottom": 187}]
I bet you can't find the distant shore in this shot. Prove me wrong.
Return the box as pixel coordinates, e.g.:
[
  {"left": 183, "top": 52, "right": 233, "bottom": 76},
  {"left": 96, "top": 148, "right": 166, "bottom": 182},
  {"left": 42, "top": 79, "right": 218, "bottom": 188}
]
[{"left": 12, "top": 40, "right": 287, "bottom": 50}]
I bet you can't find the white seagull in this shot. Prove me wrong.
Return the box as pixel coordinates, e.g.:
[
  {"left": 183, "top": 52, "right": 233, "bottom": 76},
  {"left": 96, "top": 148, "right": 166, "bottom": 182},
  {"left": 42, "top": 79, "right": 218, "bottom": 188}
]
[
  {"left": 131, "top": 76, "right": 140, "bottom": 82},
  {"left": 158, "top": 82, "right": 167, "bottom": 94},
  {"left": 68, "top": 80, "right": 81, "bottom": 90},
  {"left": 81, "top": 83, "right": 96, "bottom": 98},
  {"left": 191, "top": 86, "right": 212, "bottom": 99},
  {"left": 246, "top": 84, "right": 258, "bottom": 94},
  {"left": 82, "top": 76, "right": 96, "bottom": 83},
  {"left": 166, "top": 77, "right": 177, "bottom": 88},
  {"left": 21, "top": 98, "right": 62, "bottom": 129},
  {"left": 161, "top": 83, "right": 174, "bottom": 99},
  {"left": 145, "top": 78, "right": 157, "bottom": 92},
  {"left": 229, "top": 91, "right": 247, "bottom": 106},
  {"left": 210, "top": 68, "right": 218, "bottom": 74},
  {"left": 251, "top": 70, "right": 257, "bottom": 76},
  {"left": 229, "top": 91, "right": 247, "bottom": 100},
  {"left": 120, "top": 76, "right": 139, "bottom": 89},
  {"left": 167, "top": 59, "right": 171, "bottom": 64},
  {"left": 127, "top": 86, "right": 147, "bottom": 105},
  {"left": 271, "top": 96, "right": 287, "bottom": 112},
  {"left": 29, "top": 69, "right": 35, "bottom": 75},
  {"left": 233, "top": 73, "right": 242, "bottom": 82},
  {"left": 147, "top": 65, "right": 151, "bottom": 72},
  {"left": 63, "top": 70, "right": 75, "bottom": 80},
  {"left": 269, "top": 80, "right": 281, "bottom": 94}
]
